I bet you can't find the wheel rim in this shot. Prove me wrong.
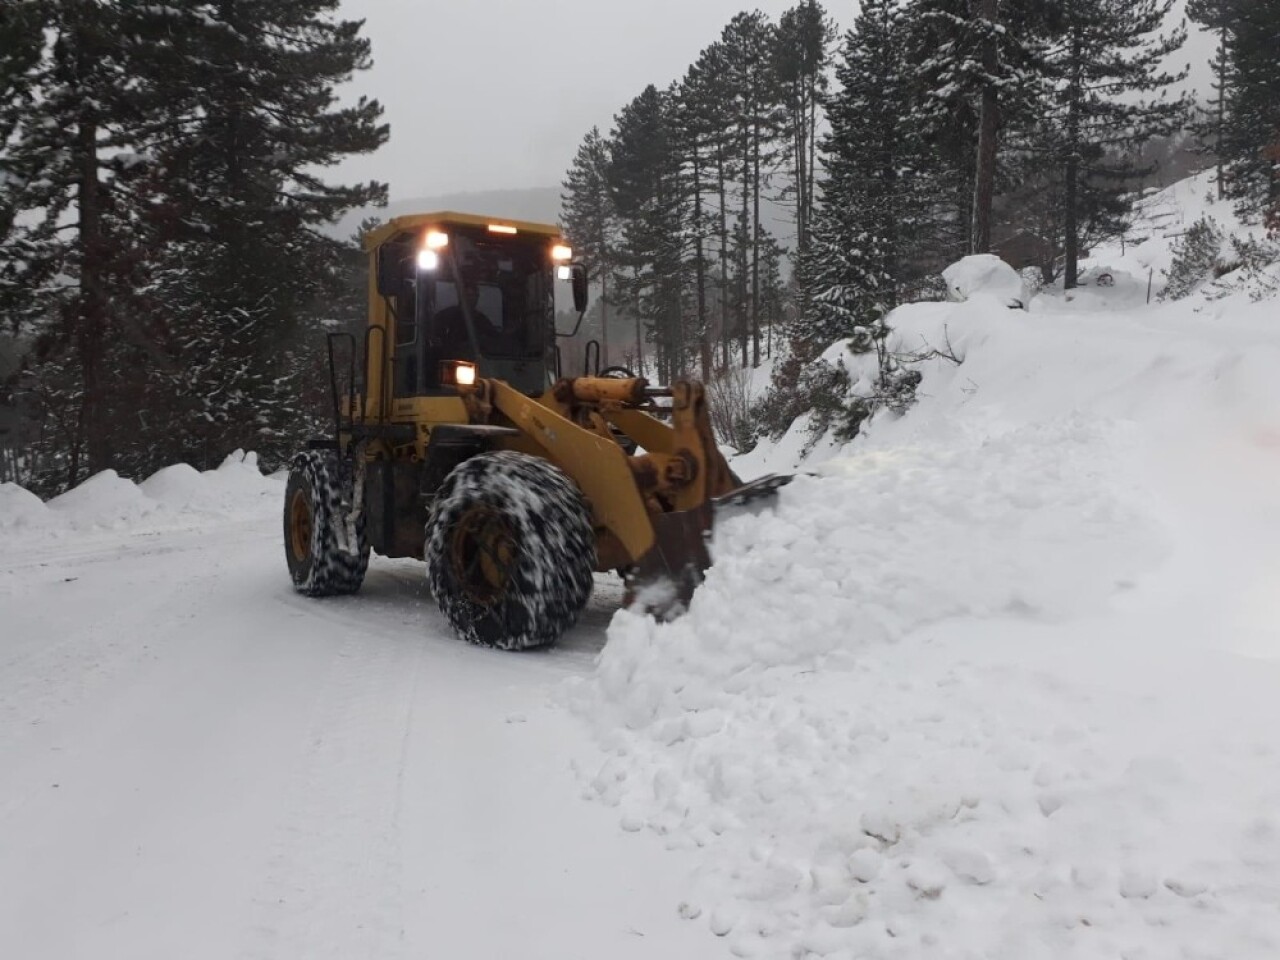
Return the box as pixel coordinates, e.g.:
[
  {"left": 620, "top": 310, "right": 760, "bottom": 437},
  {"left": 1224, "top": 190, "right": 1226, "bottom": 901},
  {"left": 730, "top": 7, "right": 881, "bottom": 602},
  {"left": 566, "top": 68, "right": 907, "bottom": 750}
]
[
  {"left": 451, "top": 507, "right": 517, "bottom": 605},
  {"left": 289, "top": 489, "right": 312, "bottom": 563}
]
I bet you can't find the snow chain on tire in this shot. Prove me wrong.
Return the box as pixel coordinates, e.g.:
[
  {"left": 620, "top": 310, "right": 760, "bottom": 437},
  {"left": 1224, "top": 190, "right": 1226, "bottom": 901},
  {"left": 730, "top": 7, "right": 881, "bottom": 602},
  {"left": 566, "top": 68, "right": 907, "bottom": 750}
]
[
  {"left": 425, "top": 451, "right": 596, "bottom": 650},
  {"left": 284, "top": 449, "right": 370, "bottom": 597}
]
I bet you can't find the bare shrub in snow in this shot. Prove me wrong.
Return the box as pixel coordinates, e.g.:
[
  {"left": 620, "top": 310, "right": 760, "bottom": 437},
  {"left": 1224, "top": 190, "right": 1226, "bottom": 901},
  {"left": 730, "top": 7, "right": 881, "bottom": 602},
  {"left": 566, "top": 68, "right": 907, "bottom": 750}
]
[{"left": 707, "top": 366, "right": 760, "bottom": 453}]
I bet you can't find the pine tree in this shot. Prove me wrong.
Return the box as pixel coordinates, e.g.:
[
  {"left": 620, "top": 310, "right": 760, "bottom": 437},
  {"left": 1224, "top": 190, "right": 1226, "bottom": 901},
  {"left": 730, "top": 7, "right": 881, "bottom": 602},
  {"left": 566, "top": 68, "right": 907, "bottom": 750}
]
[
  {"left": 719, "top": 11, "right": 783, "bottom": 368},
  {"left": 0, "top": 0, "right": 43, "bottom": 270},
  {"left": 561, "top": 127, "right": 619, "bottom": 367},
  {"left": 1186, "top": 0, "right": 1242, "bottom": 201},
  {"left": 1220, "top": 0, "right": 1280, "bottom": 225},
  {"left": 130, "top": 0, "right": 388, "bottom": 468},
  {"left": 903, "top": 0, "right": 1054, "bottom": 256},
  {"left": 774, "top": 0, "right": 835, "bottom": 258},
  {"left": 800, "top": 0, "right": 918, "bottom": 353},
  {"left": 903, "top": 0, "right": 981, "bottom": 261},
  {"left": 3, "top": 0, "right": 162, "bottom": 487},
  {"left": 671, "top": 66, "right": 717, "bottom": 380},
  {"left": 682, "top": 41, "right": 739, "bottom": 372},
  {"left": 1044, "top": 0, "right": 1188, "bottom": 288},
  {"left": 608, "top": 85, "right": 685, "bottom": 383}
]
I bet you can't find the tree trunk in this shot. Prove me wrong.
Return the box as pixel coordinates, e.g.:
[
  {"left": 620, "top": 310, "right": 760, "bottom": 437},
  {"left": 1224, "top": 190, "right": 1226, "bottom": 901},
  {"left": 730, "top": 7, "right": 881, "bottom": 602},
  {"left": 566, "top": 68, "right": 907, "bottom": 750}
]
[
  {"left": 76, "top": 103, "right": 109, "bottom": 475},
  {"left": 751, "top": 120, "right": 761, "bottom": 368},
  {"left": 1064, "top": 31, "right": 1083, "bottom": 290},
  {"left": 971, "top": 0, "right": 1000, "bottom": 255},
  {"left": 600, "top": 266, "right": 609, "bottom": 368},
  {"left": 739, "top": 125, "right": 749, "bottom": 369},
  {"left": 717, "top": 153, "right": 730, "bottom": 371},
  {"left": 1215, "top": 23, "right": 1225, "bottom": 202},
  {"left": 635, "top": 310, "right": 644, "bottom": 379},
  {"left": 693, "top": 150, "right": 710, "bottom": 381}
]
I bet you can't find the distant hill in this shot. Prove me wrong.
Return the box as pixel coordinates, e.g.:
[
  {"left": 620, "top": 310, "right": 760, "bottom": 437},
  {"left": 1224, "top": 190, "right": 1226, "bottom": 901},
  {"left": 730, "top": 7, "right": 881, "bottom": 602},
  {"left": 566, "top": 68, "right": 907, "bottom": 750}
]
[{"left": 331, "top": 187, "right": 563, "bottom": 239}]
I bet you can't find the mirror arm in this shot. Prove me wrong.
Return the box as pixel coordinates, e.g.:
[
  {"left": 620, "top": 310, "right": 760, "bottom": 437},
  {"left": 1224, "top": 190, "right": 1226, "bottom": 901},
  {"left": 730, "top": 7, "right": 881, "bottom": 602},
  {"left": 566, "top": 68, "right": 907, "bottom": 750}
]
[{"left": 556, "top": 309, "right": 587, "bottom": 340}]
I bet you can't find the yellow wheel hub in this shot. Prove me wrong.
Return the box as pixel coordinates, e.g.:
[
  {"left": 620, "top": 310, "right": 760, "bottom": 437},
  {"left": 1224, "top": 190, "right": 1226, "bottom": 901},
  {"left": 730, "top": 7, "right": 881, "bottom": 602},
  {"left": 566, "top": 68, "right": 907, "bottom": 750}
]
[{"left": 451, "top": 507, "right": 517, "bottom": 604}]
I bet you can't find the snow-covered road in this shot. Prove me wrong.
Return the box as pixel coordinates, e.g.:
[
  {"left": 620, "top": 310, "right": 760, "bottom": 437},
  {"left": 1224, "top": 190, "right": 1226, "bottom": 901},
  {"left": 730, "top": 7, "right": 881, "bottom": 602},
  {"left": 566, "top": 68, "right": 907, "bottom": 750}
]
[{"left": 0, "top": 521, "right": 716, "bottom": 960}]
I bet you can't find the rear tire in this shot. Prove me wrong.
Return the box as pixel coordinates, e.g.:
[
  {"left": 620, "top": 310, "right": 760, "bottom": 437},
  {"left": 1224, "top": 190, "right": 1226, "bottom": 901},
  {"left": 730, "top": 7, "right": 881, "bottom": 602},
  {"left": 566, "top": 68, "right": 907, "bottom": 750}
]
[
  {"left": 425, "top": 451, "right": 595, "bottom": 649},
  {"left": 284, "top": 450, "right": 369, "bottom": 596}
]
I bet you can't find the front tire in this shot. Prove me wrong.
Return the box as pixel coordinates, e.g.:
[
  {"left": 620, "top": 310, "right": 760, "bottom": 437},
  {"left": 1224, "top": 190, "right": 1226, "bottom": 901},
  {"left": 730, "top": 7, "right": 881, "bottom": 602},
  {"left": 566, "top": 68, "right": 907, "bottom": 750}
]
[
  {"left": 284, "top": 450, "right": 369, "bottom": 596},
  {"left": 425, "top": 451, "right": 595, "bottom": 650}
]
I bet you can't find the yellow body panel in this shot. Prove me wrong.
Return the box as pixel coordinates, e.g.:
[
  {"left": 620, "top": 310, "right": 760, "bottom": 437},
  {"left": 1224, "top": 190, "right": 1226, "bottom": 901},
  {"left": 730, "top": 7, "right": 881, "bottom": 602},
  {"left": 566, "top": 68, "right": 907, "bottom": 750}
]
[{"left": 481, "top": 380, "right": 657, "bottom": 561}]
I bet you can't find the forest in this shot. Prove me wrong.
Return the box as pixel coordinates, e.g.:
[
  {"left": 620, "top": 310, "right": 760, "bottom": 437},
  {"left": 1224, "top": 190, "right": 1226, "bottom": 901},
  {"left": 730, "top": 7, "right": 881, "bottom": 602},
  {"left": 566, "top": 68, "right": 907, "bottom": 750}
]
[{"left": 560, "top": 0, "right": 1280, "bottom": 448}]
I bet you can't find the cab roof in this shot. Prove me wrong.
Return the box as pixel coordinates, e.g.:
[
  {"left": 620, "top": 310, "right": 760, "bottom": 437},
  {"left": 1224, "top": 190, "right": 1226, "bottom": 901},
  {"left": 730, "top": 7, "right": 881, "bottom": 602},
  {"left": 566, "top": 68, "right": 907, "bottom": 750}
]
[{"left": 363, "top": 211, "right": 564, "bottom": 250}]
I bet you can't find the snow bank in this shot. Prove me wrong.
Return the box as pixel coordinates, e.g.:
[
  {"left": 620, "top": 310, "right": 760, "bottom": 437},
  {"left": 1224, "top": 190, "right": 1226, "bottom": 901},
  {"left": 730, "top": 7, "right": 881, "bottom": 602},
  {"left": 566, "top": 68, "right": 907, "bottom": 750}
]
[
  {"left": 570, "top": 260, "right": 1280, "bottom": 957},
  {"left": 142, "top": 451, "right": 280, "bottom": 518},
  {"left": 0, "top": 451, "right": 283, "bottom": 544},
  {"left": 47, "top": 469, "right": 165, "bottom": 531},
  {"left": 0, "top": 482, "right": 49, "bottom": 532}
]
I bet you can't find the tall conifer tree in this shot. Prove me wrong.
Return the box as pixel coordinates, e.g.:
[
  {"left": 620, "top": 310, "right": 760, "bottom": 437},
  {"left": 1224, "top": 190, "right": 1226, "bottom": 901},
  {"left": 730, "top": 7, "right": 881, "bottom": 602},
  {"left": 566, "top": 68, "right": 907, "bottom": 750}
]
[{"left": 1043, "top": 0, "right": 1187, "bottom": 287}]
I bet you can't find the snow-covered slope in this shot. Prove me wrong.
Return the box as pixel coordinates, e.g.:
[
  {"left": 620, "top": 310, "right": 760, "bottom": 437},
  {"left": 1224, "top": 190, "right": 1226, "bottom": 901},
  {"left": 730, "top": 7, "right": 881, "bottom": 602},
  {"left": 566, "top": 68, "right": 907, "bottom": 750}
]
[
  {"left": 569, "top": 239, "right": 1280, "bottom": 957},
  {"left": 1080, "top": 167, "right": 1275, "bottom": 300}
]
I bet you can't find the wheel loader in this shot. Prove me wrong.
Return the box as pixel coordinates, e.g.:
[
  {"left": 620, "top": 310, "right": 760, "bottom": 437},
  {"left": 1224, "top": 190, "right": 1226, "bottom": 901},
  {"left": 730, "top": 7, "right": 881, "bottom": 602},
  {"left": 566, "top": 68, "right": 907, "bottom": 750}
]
[{"left": 283, "top": 211, "right": 788, "bottom": 649}]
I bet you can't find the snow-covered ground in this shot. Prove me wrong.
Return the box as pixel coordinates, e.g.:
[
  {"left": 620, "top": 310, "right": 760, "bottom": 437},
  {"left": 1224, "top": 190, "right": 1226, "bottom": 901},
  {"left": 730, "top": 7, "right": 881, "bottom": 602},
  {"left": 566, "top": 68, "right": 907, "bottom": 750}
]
[
  {"left": 3, "top": 171, "right": 1279, "bottom": 958},
  {"left": 568, "top": 180, "right": 1280, "bottom": 957},
  {"left": 0, "top": 460, "right": 714, "bottom": 959}
]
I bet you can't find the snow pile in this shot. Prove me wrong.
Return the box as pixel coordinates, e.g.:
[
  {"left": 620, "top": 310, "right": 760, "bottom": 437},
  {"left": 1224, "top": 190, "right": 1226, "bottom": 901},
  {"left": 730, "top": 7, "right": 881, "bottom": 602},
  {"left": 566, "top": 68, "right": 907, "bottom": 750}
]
[
  {"left": 0, "top": 451, "right": 283, "bottom": 543},
  {"left": 47, "top": 469, "right": 166, "bottom": 531},
  {"left": 941, "top": 253, "right": 1026, "bottom": 307},
  {"left": 141, "top": 451, "right": 281, "bottom": 518},
  {"left": 570, "top": 266, "right": 1280, "bottom": 956},
  {"left": 0, "top": 482, "right": 49, "bottom": 532}
]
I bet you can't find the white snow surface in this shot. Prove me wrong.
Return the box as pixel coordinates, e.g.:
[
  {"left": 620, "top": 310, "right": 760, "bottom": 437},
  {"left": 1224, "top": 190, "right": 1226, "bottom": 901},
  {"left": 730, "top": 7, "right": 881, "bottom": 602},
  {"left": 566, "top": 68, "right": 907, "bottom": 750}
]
[
  {"left": 0, "top": 458, "right": 713, "bottom": 959},
  {"left": 569, "top": 245, "right": 1280, "bottom": 957},
  {"left": 4, "top": 202, "right": 1280, "bottom": 958}
]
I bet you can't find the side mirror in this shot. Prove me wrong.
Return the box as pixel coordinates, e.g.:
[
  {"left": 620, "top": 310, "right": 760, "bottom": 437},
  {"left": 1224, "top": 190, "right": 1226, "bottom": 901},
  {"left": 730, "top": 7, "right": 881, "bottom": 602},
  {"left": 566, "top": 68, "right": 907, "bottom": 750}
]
[
  {"left": 376, "top": 240, "right": 412, "bottom": 296},
  {"left": 572, "top": 265, "right": 589, "bottom": 313}
]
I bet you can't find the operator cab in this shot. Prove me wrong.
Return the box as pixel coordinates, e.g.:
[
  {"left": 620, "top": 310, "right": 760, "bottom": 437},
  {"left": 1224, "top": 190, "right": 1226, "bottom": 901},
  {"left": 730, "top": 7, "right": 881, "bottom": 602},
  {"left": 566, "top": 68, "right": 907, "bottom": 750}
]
[{"left": 370, "top": 213, "right": 585, "bottom": 398}]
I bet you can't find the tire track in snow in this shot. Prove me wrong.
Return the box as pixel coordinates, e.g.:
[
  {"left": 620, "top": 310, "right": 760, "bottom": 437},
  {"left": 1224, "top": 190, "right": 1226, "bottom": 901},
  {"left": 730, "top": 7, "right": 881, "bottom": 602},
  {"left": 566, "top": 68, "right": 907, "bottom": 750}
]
[{"left": 238, "top": 597, "right": 423, "bottom": 960}]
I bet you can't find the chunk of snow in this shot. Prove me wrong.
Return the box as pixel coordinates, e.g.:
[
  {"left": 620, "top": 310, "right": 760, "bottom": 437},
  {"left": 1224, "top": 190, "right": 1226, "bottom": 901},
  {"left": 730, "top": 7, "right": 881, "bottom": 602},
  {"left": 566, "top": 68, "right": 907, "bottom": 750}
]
[{"left": 941, "top": 254, "right": 1026, "bottom": 308}]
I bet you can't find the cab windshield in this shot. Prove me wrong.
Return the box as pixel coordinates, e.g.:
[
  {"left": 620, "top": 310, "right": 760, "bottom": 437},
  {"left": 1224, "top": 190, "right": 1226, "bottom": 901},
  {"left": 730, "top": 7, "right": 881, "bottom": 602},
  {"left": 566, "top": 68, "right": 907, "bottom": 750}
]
[{"left": 392, "top": 229, "right": 555, "bottom": 396}]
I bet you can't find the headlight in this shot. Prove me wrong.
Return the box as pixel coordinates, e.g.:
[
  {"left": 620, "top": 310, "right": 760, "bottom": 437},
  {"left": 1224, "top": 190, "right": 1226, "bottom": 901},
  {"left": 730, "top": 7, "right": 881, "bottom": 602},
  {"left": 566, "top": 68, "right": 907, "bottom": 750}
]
[
  {"left": 440, "top": 360, "right": 477, "bottom": 387},
  {"left": 424, "top": 230, "right": 449, "bottom": 250},
  {"left": 556, "top": 265, "right": 572, "bottom": 281},
  {"left": 417, "top": 249, "right": 440, "bottom": 271},
  {"left": 551, "top": 244, "right": 573, "bottom": 262}
]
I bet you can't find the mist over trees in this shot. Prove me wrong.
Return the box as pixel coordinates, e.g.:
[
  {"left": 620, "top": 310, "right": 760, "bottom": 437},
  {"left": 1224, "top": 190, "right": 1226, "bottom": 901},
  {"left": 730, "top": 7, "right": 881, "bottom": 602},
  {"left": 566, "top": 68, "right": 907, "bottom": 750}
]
[
  {"left": 0, "top": 0, "right": 385, "bottom": 494},
  {"left": 561, "top": 0, "right": 1280, "bottom": 451}
]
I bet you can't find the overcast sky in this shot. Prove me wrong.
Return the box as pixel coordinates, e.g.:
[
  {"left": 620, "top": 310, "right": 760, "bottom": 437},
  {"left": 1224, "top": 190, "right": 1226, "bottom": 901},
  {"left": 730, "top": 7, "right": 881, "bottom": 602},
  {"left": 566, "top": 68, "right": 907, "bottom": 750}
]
[
  {"left": 334, "top": 0, "right": 1214, "bottom": 202},
  {"left": 334, "top": 0, "right": 849, "bottom": 200}
]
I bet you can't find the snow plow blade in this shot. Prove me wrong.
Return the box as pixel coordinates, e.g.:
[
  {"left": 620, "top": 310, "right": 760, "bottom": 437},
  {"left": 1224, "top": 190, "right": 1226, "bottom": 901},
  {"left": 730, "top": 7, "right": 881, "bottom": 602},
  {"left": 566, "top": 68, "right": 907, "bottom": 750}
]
[
  {"left": 713, "top": 472, "right": 794, "bottom": 513},
  {"left": 625, "top": 473, "right": 793, "bottom": 618}
]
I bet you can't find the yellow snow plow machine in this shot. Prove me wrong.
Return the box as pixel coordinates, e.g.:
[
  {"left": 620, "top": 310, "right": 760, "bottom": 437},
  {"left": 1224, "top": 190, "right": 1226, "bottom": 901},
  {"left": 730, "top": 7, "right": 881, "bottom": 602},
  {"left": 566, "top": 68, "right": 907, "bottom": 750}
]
[{"left": 282, "top": 211, "right": 790, "bottom": 649}]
